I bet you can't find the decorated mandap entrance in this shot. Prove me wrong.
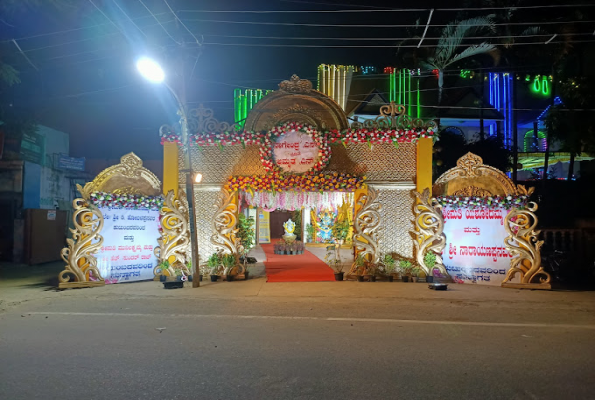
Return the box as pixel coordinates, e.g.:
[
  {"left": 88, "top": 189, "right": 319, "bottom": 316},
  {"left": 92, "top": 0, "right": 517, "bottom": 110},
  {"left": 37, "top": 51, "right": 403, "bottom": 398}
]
[
  {"left": 58, "top": 75, "right": 550, "bottom": 289},
  {"left": 161, "top": 75, "right": 438, "bottom": 281}
]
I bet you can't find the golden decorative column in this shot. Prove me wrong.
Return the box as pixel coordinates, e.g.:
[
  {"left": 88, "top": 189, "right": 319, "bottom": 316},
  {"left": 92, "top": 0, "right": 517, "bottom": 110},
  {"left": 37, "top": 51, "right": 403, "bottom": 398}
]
[
  {"left": 411, "top": 188, "right": 448, "bottom": 278},
  {"left": 154, "top": 190, "right": 191, "bottom": 279},
  {"left": 163, "top": 142, "right": 179, "bottom": 197},
  {"left": 502, "top": 202, "right": 551, "bottom": 289},
  {"left": 416, "top": 137, "right": 433, "bottom": 196},
  {"left": 347, "top": 186, "right": 382, "bottom": 278},
  {"left": 210, "top": 188, "right": 244, "bottom": 276},
  {"left": 59, "top": 196, "right": 105, "bottom": 289}
]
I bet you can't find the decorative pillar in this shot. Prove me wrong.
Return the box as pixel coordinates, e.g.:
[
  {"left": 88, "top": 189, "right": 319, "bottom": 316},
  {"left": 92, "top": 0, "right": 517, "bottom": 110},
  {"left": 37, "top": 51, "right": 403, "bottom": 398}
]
[
  {"left": 163, "top": 142, "right": 179, "bottom": 197},
  {"left": 416, "top": 137, "right": 433, "bottom": 196}
]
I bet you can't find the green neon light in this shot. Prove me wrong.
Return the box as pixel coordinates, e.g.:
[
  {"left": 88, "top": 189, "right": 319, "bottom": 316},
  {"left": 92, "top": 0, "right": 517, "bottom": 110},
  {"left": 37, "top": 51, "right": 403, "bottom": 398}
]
[
  {"left": 417, "top": 79, "right": 420, "bottom": 118},
  {"left": 542, "top": 78, "right": 549, "bottom": 95},
  {"left": 531, "top": 76, "right": 550, "bottom": 96},
  {"left": 389, "top": 71, "right": 395, "bottom": 102},
  {"left": 408, "top": 70, "right": 412, "bottom": 116}
]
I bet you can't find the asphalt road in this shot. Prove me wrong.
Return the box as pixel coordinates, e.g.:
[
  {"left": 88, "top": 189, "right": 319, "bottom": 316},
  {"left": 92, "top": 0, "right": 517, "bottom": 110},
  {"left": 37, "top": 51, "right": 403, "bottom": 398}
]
[{"left": 1, "top": 296, "right": 594, "bottom": 400}]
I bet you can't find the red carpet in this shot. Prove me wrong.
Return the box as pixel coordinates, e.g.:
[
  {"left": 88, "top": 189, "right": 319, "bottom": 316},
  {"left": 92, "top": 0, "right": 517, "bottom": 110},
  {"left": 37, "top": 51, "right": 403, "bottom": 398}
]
[{"left": 262, "top": 244, "right": 335, "bottom": 282}]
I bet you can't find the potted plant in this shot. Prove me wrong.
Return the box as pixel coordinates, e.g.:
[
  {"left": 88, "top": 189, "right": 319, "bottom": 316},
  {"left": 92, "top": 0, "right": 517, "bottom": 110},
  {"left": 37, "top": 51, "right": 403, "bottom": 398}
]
[
  {"left": 354, "top": 254, "right": 366, "bottom": 282},
  {"left": 410, "top": 266, "right": 422, "bottom": 282},
  {"left": 400, "top": 260, "right": 412, "bottom": 282},
  {"left": 382, "top": 254, "right": 396, "bottom": 282},
  {"left": 222, "top": 253, "right": 237, "bottom": 281},
  {"left": 296, "top": 241, "right": 305, "bottom": 255},
  {"left": 325, "top": 246, "right": 344, "bottom": 281},
  {"left": 305, "top": 224, "right": 315, "bottom": 243},
  {"left": 157, "top": 260, "right": 171, "bottom": 282},
  {"left": 424, "top": 252, "right": 437, "bottom": 283},
  {"left": 206, "top": 252, "right": 221, "bottom": 282},
  {"left": 364, "top": 262, "right": 377, "bottom": 282},
  {"left": 332, "top": 218, "right": 350, "bottom": 245}
]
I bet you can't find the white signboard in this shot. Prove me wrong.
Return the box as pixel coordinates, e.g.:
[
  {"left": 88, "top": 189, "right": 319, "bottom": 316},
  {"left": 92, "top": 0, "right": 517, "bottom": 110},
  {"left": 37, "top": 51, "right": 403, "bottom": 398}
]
[
  {"left": 442, "top": 206, "right": 517, "bottom": 285},
  {"left": 95, "top": 207, "right": 160, "bottom": 284},
  {"left": 273, "top": 130, "right": 319, "bottom": 173}
]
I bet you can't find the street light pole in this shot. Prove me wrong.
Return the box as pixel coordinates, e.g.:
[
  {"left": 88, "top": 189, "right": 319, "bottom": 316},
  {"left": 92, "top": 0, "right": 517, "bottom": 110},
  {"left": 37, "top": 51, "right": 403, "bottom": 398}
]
[
  {"left": 171, "top": 87, "right": 201, "bottom": 288},
  {"left": 137, "top": 57, "right": 201, "bottom": 287}
]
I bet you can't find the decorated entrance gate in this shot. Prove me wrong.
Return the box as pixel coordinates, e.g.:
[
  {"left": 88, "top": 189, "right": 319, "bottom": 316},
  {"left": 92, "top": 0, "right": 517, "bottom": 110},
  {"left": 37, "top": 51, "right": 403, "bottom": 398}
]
[{"left": 161, "top": 75, "right": 437, "bottom": 277}]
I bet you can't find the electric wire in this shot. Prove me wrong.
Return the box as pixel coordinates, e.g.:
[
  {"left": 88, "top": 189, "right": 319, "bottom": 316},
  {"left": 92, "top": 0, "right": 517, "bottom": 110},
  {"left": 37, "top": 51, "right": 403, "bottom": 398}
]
[
  {"left": 112, "top": 0, "right": 150, "bottom": 39},
  {"left": 179, "top": 4, "right": 595, "bottom": 13},
  {"left": 138, "top": 0, "right": 181, "bottom": 45},
  {"left": 182, "top": 18, "right": 595, "bottom": 28},
  {"left": 200, "top": 39, "right": 595, "bottom": 48},
  {"left": 163, "top": 0, "right": 202, "bottom": 45}
]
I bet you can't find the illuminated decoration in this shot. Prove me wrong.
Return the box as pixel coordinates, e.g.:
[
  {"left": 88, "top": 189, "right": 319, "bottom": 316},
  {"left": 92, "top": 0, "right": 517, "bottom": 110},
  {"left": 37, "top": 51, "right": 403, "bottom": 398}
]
[
  {"left": 317, "top": 64, "right": 357, "bottom": 111},
  {"left": 523, "top": 130, "right": 547, "bottom": 152},
  {"left": 360, "top": 66, "right": 376, "bottom": 75},
  {"left": 234, "top": 88, "right": 272, "bottom": 126},
  {"left": 537, "top": 96, "right": 563, "bottom": 121},
  {"left": 488, "top": 72, "right": 513, "bottom": 148},
  {"left": 460, "top": 70, "right": 475, "bottom": 79},
  {"left": 530, "top": 75, "right": 552, "bottom": 96},
  {"left": 383, "top": 67, "right": 396, "bottom": 74},
  {"left": 225, "top": 171, "right": 364, "bottom": 193},
  {"left": 389, "top": 69, "right": 421, "bottom": 118}
]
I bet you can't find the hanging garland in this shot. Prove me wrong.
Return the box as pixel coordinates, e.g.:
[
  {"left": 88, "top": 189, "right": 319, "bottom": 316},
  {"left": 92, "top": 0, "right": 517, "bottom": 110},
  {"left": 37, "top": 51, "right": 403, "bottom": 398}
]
[
  {"left": 244, "top": 191, "right": 352, "bottom": 212},
  {"left": 88, "top": 192, "right": 164, "bottom": 210},
  {"left": 225, "top": 171, "right": 365, "bottom": 193},
  {"left": 160, "top": 125, "right": 435, "bottom": 148},
  {"left": 435, "top": 195, "right": 529, "bottom": 210}
]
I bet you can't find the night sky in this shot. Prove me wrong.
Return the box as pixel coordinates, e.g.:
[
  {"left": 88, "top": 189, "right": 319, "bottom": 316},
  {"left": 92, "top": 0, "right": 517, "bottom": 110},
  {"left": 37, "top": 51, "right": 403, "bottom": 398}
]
[{"left": 0, "top": 0, "right": 590, "bottom": 161}]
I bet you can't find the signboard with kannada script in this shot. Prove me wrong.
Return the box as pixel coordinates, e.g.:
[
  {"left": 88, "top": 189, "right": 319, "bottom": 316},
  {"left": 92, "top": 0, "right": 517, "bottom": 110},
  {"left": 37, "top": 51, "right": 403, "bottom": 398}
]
[
  {"left": 95, "top": 208, "right": 160, "bottom": 283},
  {"left": 442, "top": 206, "right": 518, "bottom": 285},
  {"left": 272, "top": 130, "right": 320, "bottom": 173}
]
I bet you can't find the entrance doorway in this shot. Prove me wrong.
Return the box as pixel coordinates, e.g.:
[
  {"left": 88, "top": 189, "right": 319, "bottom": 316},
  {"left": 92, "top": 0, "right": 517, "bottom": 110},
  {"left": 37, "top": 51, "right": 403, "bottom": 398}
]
[{"left": 269, "top": 210, "right": 294, "bottom": 240}]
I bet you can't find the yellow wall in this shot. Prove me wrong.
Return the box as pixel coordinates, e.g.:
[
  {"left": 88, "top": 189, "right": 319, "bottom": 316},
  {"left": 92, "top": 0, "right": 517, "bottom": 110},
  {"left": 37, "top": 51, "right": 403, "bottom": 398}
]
[
  {"left": 416, "top": 138, "right": 433, "bottom": 195},
  {"left": 163, "top": 142, "right": 179, "bottom": 197}
]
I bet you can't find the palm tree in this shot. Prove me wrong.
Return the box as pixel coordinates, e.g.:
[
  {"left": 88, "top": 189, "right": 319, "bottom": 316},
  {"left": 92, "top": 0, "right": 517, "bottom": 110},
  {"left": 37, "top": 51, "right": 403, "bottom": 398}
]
[{"left": 419, "top": 17, "right": 497, "bottom": 103}]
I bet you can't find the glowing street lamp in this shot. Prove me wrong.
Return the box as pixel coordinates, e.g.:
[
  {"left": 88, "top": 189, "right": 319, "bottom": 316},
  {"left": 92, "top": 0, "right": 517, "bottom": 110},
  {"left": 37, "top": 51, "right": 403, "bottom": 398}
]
[
  {"left": 137, "top": 56, "right": 201, "bottom": 287},
  {"left": 136, "top": 57, "right": 165, "bottom": 83}
]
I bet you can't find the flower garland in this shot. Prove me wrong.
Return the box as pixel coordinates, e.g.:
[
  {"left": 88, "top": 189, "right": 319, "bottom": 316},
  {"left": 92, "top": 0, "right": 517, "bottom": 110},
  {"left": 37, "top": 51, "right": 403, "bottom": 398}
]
[
  {"left": 177, "top": 125, "right": 435, "bottom": 148},
  {"left": 260, "top": 122, "right": 329, "bottom": 172},
  {"left": 159, "top": 126, "right": 183, "bottom": 146},
  {"left": 435, "top": 195, "right": 529, "bottom": 210},
  {"left": 327, "top": 127, "right": 434, "bottom": 146},
  {"left": 225, "top": 171, "right": 364, "bottom": 193},
  {"left": 244, "top": 191, "right": 352, "bottom": 212},
  {"left": 89, "top": 192, "right": 164, "bottom": 210}
]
